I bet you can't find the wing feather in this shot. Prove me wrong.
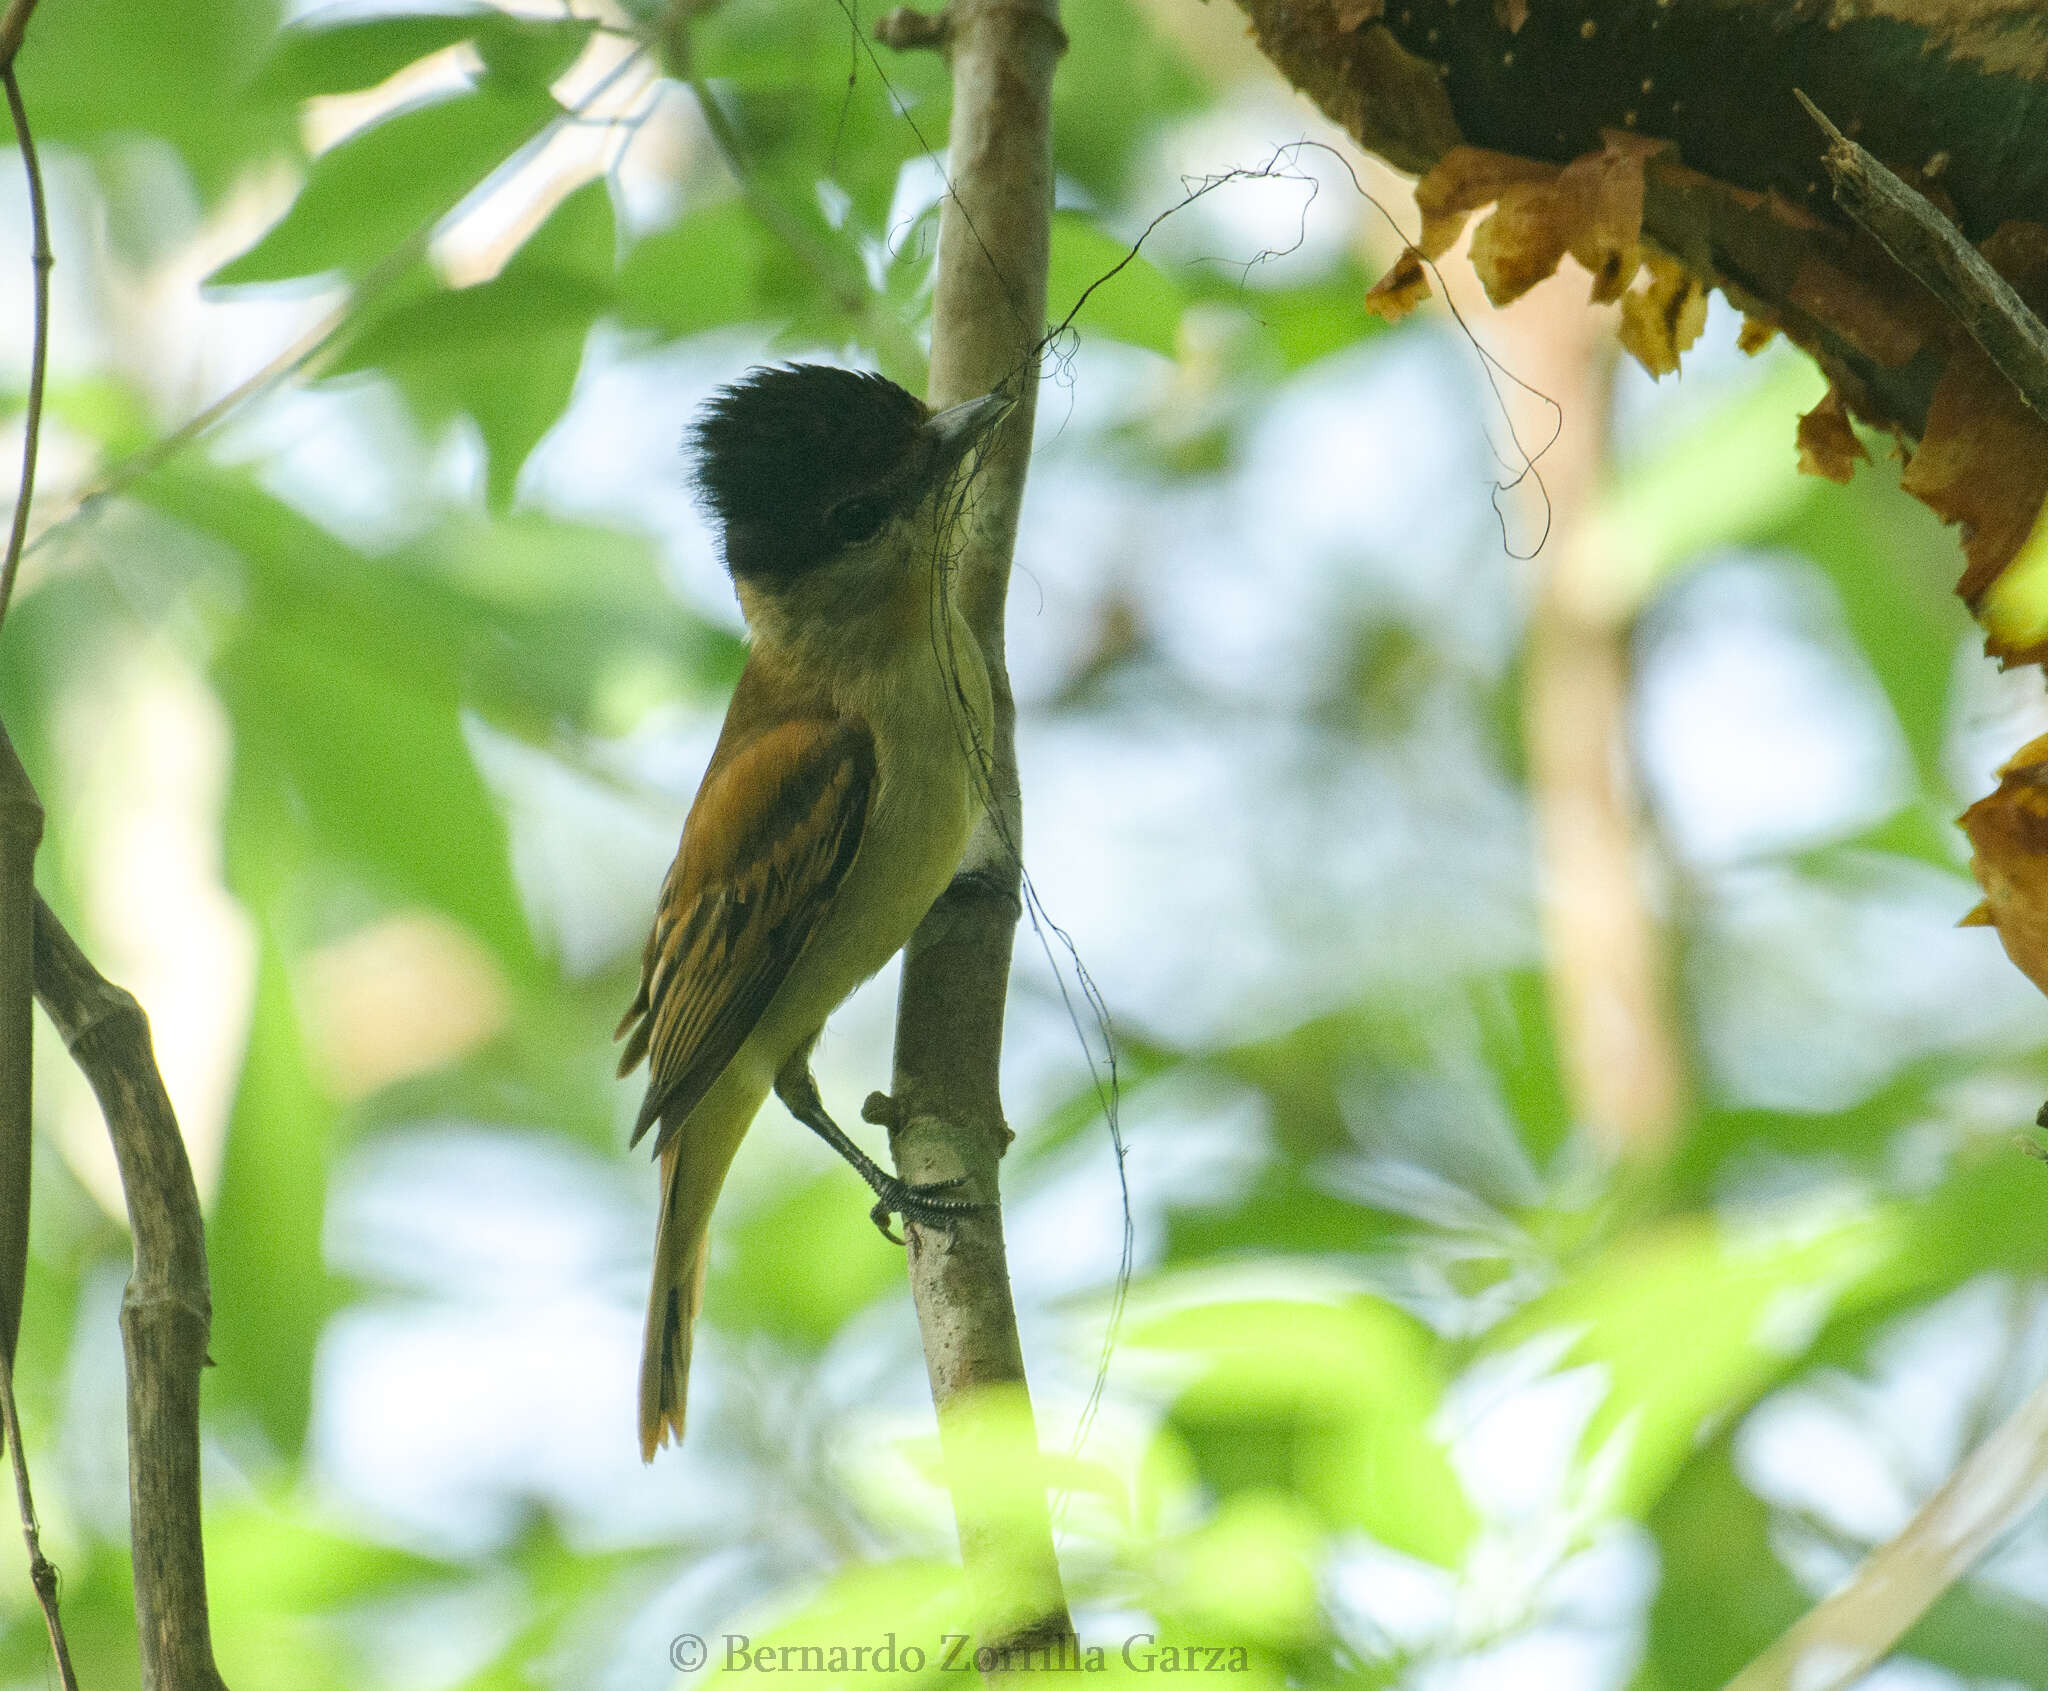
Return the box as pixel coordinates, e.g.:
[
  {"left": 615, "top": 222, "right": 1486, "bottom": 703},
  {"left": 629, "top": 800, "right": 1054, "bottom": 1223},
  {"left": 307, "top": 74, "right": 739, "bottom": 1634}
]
[{"left": 617, "top": 716, "right": 874, "bottom": 1151}]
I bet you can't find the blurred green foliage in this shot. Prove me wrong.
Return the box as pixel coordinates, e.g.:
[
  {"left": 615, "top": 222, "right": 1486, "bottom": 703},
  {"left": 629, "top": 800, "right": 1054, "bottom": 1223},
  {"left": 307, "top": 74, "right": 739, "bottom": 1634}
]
[{"left": 2, "top": 0, "right": 2045, "bottom": 1688}]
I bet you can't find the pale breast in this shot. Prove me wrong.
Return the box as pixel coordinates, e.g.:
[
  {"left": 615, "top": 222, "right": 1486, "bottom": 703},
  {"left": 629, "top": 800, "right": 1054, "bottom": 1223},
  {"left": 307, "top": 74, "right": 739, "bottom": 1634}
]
[{"left": 745, "top": 607, "right": 993, "bottom": 1064}]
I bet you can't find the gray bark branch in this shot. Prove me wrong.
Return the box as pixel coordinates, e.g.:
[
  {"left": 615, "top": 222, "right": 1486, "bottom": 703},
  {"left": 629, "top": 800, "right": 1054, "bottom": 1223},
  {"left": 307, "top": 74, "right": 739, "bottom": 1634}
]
[
  {"left": 882, "top": 0, "right": 1077, "bottom": 1669},
  {"left": 34, "top": 896, "right": 229, "bottom": 1691}
]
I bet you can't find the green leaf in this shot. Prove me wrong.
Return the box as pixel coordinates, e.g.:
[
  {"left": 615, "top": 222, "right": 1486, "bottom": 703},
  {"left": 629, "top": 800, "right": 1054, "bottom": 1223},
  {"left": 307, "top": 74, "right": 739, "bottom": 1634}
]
[
  {"left": 1494, "top": 1208, "right": 1911, "bottom": 1520},
  {"left": 1054, "top": 0, "right": 1207, "bottom": 200},
  {"left": 1590, "top": 356, "right": 1829, "bottom": 611},
  {"left": 252, "top": 12, "right": 498, "bottom": 100},
  {"left": 205, "top": 931, "right": 338, "bottom": 1458},
  {"left": 335, "top": 181, "right": 616, "bottom": 507},
  {"left": 252, "top": 8, "right": 595, "bottom": 100},
  {"left": 616, "top": 197, "right": 806, "bottom": 338},
  {"left": 210, "top": 81, "right": 560, "bottom": 286},
  {"left": 1646, "top": 1438, "right": 1810, "bottom": 1691},
  {"left": 1131, "top": 1293, "right": 1474, "bottom": 1564},
  {"left": 16, "top": 0, "right": 290, "bottom": 200},
  {"left": 140, "top": 470, "right": 539, "bottom": 968}
]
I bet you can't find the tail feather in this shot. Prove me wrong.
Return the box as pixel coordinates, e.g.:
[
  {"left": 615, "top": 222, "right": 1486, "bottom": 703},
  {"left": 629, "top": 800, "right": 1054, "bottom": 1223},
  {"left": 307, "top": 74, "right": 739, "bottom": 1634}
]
[
  {"left": 639, "top": 1145, "right": 711, "bottom": 1460},
  {"left": 638, "top": 1079, "right": 759, "bottom": 1460}
]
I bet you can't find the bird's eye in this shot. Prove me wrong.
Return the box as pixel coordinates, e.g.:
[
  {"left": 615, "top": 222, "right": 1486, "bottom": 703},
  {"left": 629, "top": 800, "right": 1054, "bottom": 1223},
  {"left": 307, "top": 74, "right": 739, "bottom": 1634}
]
[{"left": 828, "top": 496, "right": 887, "bottom": 546}]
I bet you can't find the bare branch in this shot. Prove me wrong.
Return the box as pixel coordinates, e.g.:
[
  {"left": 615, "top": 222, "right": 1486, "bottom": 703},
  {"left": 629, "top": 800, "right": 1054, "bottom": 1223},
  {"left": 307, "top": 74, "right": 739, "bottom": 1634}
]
[
  {"left": 882, "top": 0, "right": 1075, "bottom": 1670},
  {"left": 1724, "top": 1370, "right": 2048, "bottom": 1691},
  {"left": 1796, "top": 89, "right": 2048, "bottom": 426},
  {"left": 34, "top": 897, "right": 230, "bottom": 1691},
  {"left": 1, "top": 1353, "right": 78, "bottom": 1691},
  {"left": 875, "top": 6, "right": 951, "bottom": 51},
  {"left": 0, "top": 61, "right": 52, "bottom": 632},
  {"left": 0, "top": 0, "right": 41, "bottom": 75}
]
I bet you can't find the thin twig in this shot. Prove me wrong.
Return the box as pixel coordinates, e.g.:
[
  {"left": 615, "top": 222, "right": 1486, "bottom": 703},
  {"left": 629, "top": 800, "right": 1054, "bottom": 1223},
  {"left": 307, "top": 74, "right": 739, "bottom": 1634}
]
[
  {"left": 0, "top": 62, "right": 50, "bottom": 633},
  {"left": 0, "top": 0, "right": 41, "bottom": 75},
  {"left": 1796, "top": 89, "right": 2048, "bottom": 424},
  {"left": 1724, "top": 1368, "right": 2048, "bottom": 1691},
  {"left": 0, "top": 1354, "right": 79, "bottom": 1691}
]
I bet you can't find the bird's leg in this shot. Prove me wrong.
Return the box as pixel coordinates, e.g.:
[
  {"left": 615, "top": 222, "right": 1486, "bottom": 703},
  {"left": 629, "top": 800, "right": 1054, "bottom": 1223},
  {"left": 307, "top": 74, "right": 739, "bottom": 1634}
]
[{"left": 773, "top": 1053, "right": 986, "bottom": 1243}]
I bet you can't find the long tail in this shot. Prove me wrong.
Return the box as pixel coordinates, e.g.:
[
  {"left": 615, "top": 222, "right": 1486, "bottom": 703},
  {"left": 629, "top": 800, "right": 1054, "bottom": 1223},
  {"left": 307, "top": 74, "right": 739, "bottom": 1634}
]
[{"left": 639, "top": 1082, "right": 758, "bottom": 1461}]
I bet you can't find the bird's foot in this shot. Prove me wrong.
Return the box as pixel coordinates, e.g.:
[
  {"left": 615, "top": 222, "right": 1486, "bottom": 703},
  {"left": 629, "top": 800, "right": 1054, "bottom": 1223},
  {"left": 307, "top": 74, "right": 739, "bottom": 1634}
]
[{"left": 866, "top": 1173, "right": 987, "bottom": 1245}]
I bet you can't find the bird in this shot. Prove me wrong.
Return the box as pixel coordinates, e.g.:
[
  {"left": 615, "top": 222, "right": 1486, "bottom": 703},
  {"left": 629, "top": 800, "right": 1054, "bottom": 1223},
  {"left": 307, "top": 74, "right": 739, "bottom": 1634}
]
[{"left": 616, "top": 361, "right": 1013, "bottom": 1460}]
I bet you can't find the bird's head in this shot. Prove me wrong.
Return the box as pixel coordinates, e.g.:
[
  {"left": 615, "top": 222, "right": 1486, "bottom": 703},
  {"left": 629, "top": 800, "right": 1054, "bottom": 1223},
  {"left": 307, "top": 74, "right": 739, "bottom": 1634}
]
[{"left": 693, "top": 363, "right": 1012, "bottom": 595}]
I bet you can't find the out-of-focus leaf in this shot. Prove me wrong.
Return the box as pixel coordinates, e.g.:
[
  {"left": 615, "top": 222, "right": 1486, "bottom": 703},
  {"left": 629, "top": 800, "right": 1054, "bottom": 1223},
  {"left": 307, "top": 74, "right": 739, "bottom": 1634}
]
[
  {"left": 251, "top": 5, "right": 593, "bottom": 102},
  {"left": 714, "top": 1171, "right": 902, "bottom": 1344},
  {"left": 616, "top": 197, "right": 797, "bottom": 338},
  {"left": 1131, "top": 1293, "right": 1474, "bottom": 1564},
  {"left": 16, "top": 0, "right": 290, "bottom": 199},
  {"left": 1169, "top": 1491, "right": 1324, "bottom": 1645},
  {"left": 210, "top": 80, "right": 559, "bottom": 286},
  {"left": 683, "top": 3, "right": 951, "bottom": 235},
  {"left": 1769, "top": 464, "right": 1968, "bottom": 794},
  {"left": 1048, "top": 213, "right": 1184, "bottom": 357},
  {"left": 1495, "top": 1208, "right": 1909, "bottom": 1520},
  {"left": 333, "top": 181, "right": 615, "bottom": 507},
  {"left": 700, "top": 1559, "right": 966, "bottom": 1687},
  {"left": 1053, "top": 0, "right": 1206, "bottom": 200},
  {"left": 205, "top": 933, "right": 338, "bottom": 1457},
  {"left": 140, "top": 470, "right": 538, "bottom": 968},
  {"left": 251, "top": 12, "right": 489, "bottom": 100},
  {"left": 1589, "top": 357, "right": 1829, "bottom": 611},
  {"left": 1646, "top": 1438, "right": 1810, "bottom": 1691}
]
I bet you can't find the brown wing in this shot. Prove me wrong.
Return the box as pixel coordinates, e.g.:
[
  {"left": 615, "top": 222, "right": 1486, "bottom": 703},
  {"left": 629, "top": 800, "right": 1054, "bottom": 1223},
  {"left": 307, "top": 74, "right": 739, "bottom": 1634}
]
[{"left": 616, "top": 715, "right": 874, "bottom": 1151}]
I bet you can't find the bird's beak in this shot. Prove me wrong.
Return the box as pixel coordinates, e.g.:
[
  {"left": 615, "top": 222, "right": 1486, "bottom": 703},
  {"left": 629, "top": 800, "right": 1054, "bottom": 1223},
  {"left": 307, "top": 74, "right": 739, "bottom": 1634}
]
[{"left": 923, "top": 386, "right": 1016, "bottom": 481}]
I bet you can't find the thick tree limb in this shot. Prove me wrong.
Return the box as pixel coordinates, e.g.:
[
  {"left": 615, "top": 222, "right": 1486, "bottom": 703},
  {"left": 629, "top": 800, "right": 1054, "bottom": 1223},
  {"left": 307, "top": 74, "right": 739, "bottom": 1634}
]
[
  {"left": 34, "top": 897, "right": 229, "bottom": 1691},
  {"left": 1798, "top": 89, "right": 2048, "bottom": 425},
  {"left": 880, "top": 0, "right": 1077, "bottom": 1669}
]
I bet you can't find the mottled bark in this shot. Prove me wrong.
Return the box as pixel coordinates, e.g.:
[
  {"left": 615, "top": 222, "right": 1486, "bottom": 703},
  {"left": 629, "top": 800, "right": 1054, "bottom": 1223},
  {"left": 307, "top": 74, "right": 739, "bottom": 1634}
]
[{"left": 882, "top": 0, "right": 1078, "bottom": 1670}]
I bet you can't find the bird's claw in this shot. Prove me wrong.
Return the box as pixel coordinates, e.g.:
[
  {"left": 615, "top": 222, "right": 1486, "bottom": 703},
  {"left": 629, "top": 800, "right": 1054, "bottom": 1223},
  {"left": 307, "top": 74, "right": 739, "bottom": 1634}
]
[{"left": 867, "top": 1173, "right": 986, "bottom": 1243}]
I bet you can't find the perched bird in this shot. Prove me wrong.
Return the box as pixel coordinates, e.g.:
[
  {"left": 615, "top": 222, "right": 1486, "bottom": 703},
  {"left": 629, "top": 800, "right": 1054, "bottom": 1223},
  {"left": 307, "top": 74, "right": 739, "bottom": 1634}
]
[{"left": 616, "top": 362, "right": 1012, "bottom": 1459}]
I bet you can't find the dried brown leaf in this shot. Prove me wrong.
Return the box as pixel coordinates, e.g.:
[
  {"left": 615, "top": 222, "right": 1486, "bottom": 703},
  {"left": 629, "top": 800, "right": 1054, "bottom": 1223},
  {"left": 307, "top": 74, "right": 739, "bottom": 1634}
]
[
  {"left": 1902, "top": 347, "right": 2048, "bottom": 626},
  {"left": 1795, "top": 387, "right": 1870, "bottom": 483},
  {"left": 1464, "top": 131, "right": 1665, "bottom": 307},
  {"left": 1411, "top": 146, "right": 1558, "bottom": 260},
  {"left": 1961, "top": 732, "right": 2048, "bottom": 999},
  {"left": 1365, "top": 245, "right": 1432, "bottom": 322},
  {"left": 1619, "top": 252, "right": 1709, "bottom": 376},
  {"left": 1736, "top": 315, "right": 1780, "bottom": 356}
]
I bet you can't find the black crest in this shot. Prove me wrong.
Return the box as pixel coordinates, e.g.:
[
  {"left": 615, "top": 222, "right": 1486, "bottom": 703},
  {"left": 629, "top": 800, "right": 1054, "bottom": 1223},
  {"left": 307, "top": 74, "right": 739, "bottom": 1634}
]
[{"left": 693, "top": 364, "right": 929, "bottom": 584}]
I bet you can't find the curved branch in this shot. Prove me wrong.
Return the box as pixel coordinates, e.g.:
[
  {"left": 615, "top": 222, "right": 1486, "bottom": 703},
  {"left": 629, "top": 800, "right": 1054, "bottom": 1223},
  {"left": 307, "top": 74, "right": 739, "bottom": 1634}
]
[
  {"left": 0, "top": 60, "right": 47, "bottom": 632},
  {"left": 34, "top": 898, "right": 229, "bottom": 1691}
]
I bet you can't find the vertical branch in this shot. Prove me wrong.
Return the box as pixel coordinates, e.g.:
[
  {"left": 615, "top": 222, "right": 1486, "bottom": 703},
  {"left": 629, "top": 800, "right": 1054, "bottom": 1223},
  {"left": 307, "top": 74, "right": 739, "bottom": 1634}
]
[
  {"left": 1, "top": 1350, "right": 77, "bottom": 1690},
  {"left": 34, "top": 899, "right": 230, "bottom": 1691},
  {"left": 0, "top": 48, "right": 50, "bottom": 627},
  {"left": 0, "top": 730, "right": 36, "bottom": 1372},
  {"left": 0, "top": 23, "right": 66, "bottom": 1680},
  {"left": 878, "top": 0, "right": 1075, "bottom": 1669},
  {"left": 1500, "top": 278, "right": 1686, "bottom": 1161}
]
